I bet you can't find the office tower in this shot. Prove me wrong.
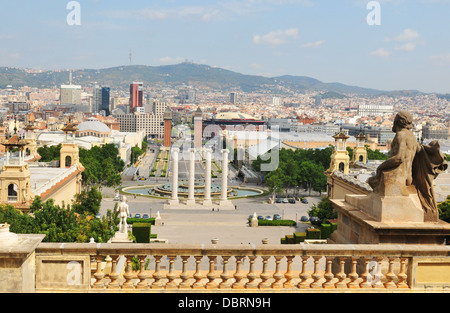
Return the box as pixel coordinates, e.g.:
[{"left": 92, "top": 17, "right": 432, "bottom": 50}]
[
  {"left": 92, "top": 85, "right": 102, "bottom": 113},
  {"left": 130, "top": 82, "right": 143, "bottom": 113},
  {"left": 60, "top": 85, "right": 82, "bottom": 105},
  {"left": 101, "top": 87, "right": 110, "bottom": 116},
  {"left": 230, "top": 92, "right": 238, "bottom": 104}
]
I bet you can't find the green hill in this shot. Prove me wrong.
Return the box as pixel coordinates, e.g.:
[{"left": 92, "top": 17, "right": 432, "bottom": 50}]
[{"left": 0, "top": 63, "right": 387, "bottom": 95}]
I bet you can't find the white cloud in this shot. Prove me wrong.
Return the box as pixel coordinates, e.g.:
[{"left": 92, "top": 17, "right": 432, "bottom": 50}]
[
  {"left": 302, "top": 40, "right": 325, "bottom": 48},
  {"left": 430, "top": 53, "right": 450, "bottom": 65},
  {"left": 395, "top": 42, "right": 416, "bottom": 52},
  {"left": 369, "top": 48, "right": 390, "bottom": 57},
  {"left": 385, "top": 28, "right": 419, "bottom": 42},
  {"left": 253, "top": 28, "right": 299, "bottom": 46}
]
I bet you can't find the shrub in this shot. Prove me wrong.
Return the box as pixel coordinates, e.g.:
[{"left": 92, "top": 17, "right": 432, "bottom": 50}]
[
  {"left": 132, "top": 223, "right": 151, "bottom": 243},
  {"left": 321, "top": 224, "right": 332, "bottom": 239},
  {"left": 127, "top": 218, "right": 155, "bottom": 225},
  {"left": 285, "top": 235, "right": 294, "bottom": 244},
  {"left": 293, "top": 232, "right": 306, "bottom": 243},
  {"left": 306, "top": 228, "right": 321, "bottom": 240},
  {"left": 330, "top": 222, "right": 338, "bottom": 233},
  {"left": 258, "top": 220, "right": 296, "bottom": 227}
]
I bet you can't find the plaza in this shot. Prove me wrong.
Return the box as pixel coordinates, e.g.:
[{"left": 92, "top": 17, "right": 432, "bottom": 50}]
[{"left": 100, "top": 195, "right": 319, "bottom": 245}]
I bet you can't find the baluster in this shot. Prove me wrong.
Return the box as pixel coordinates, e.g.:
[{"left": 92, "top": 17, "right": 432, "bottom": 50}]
[
  {"left": 384, "top": 257, "right": 397, "bottom": 289},
  {"left": 310, "top": 256, "right": 323, "bottom": 288},
  {"left": 347, "top": 257, "right": 360, "bottom": 288},
  {"left": 335, "top": 257, "right": 347, "bottom": 289},
  {"left": 151, "top": 256, "right": 163, "bottom": 289},
  {"left": 322, "top": 256, "right": 335, "bottom": 289},
  {"left": 136, "top": 255, "right": 149, "bottom": 289},
  {"left": 179, "top": 256, "right": 191, "bottom": 289},
  {"left": 258, "top": 256, "right": 271, "bottom": 289},
  {"left": 122, "top": 255, "right": 135, "bottom": 289},
  {"left": 360, "top": 257, "right": 373, "bottom": 288},
  {"left": 283, "top": 256, "right": 294, "bottom": 289},
  {"left": 219, "top": 256, "right": 232, "bottom": 289},
  {"left": 232, "top": 256, "right": 245, "bottom": 289},
  {"left": 206, "top": 256, "right": 218, "bottom": 289},
  {"left": 397, "top": 258, "right": 409, "bottom": 288},
  {"left": 372, "top": 257, "right": 384, "bottom": 288},
  {"left": 245, "top": 256, "right": 258, "bottom": 289},
  {"left": 298, "top": 256, "right": 311, "bottom": 289},
  {"left": 271, "top": 256, "right": 284, "bottom": 289},
  {"left": 92, "top": 255, "right": 105, "bottom": 289},
  {"left": 166, "top": 256, "right": 178, "bottom": 289},
  {"left": 107, "top": 255, "right": 120, "bottom": 289},
  {"left": 192, "top": 256, "right": 204, "bottom": 289}
]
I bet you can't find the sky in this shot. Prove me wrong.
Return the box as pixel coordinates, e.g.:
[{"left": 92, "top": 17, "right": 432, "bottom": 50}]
[{"left": 0, "top": 0, "right": 450, "bottom": 93}]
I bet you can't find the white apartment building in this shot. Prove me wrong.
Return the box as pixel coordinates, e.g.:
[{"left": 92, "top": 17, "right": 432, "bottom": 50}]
[
  {"left": 117, "top": 101, "right": 168, "bottom": 139},
  {"left": 358, "top": 104, "right": 394, "bottom": 117}
]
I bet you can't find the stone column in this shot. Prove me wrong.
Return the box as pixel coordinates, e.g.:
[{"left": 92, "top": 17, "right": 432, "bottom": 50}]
[
  {"left": 220, "top": 149, "right": 230, "bottom": 205},
  {"left": 203, "top": 148, "right": 212, "bottom": 206},
  {"left": 169, "top": 148, "right": 179, "bottom": 205},
  {"left": 186, "top": 148, "right": 196, "bottom": 205}
]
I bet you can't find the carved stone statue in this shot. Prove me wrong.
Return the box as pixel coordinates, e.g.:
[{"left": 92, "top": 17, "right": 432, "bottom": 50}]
[
  {"left": 367, "top": 111, "right": 448, "bottom": 222},
  {"left": 117, "top": 196, "right": 130, "bottom": 233}
]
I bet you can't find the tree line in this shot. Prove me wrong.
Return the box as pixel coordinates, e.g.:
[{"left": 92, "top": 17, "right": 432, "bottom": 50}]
[
  {"left": 252, "top": 145, "right": 389, "bottom": 197},
  {"left": 38, "top": 143, "right": 125, "bottom": 188}
]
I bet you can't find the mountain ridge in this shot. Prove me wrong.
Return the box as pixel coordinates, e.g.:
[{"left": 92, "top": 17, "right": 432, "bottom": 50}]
[{"left": 0, "top": 63, "right": 423, "bottom": 96}]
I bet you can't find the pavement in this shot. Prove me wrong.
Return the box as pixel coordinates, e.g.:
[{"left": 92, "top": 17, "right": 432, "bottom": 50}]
[{"left": 100, "top": 194, "right": 320, "bottom": 246}]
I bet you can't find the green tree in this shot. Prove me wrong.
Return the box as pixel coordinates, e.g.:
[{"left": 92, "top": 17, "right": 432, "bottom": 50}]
[
  {"left": 438, "top": 195, "right": 450, "bottom": 223},
  {"left": 72, "top": 187, "right": 103, "bottom": 216},
  {"left": 308, "top": 197, "right": 337, "bottom": 225}
]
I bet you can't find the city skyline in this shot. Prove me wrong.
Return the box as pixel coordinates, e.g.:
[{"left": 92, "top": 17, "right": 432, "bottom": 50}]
[{"left": 0, "top": 1, "right": 450, "bottom": 93}]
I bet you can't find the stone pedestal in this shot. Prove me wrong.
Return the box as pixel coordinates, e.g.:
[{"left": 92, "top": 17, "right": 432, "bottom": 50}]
[
  {"left": 111, "top": 231, "right": 132, "bottom": 243},
  {"left": 154, "top": 211, "right": 163, "bottom": 226},
  {"left": 330, "top": 193, "right": 450, "bottom": 245},
  {"left": 251, "top": 213, "right": 258, "bottom": 228}
]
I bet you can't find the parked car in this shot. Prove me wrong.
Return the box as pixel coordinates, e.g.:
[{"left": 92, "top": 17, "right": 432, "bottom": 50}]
[
  {"left": 143, "top": 214, "right": 149, "bottom": 219},
  {"left": 275, "top": 198, "right": 282, "bottom": 203},
  {"left": 282, "top": 198, "right": 288, "bottom": 203},
  {"left": 300, "top": 216, "right": 309, "bottom": 222},
  {"left": 301, "top": 198, "right": 309, "bottom": 204},
  {"left": 273, "top": 214, "right": 282, "bottom": 220},
  {"left": 257, "top": 216, "right": 264, "bottom": 220},
  {"left": 288, "top": 198, "right": 296, "bottom": 204},
  {"left": 310, "top": 216, "right": 319, "bottom": 222},
  {"left": 265, "top": 216, "right": 273, "bottom": 221},
  {"left": 135, "top": 214, "right": 141, "bottom": 219},
  {"left": 95, "top": 213, "right": 102, "bottom": 219}
]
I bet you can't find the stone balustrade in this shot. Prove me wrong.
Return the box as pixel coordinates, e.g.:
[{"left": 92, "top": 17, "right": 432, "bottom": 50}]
[{"left": 29, "top": 243, "right": 450, "bottom": 292}]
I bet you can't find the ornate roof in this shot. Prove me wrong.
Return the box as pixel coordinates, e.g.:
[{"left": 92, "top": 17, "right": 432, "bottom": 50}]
[{"left": 333, "top": 131, "right": 350, "bottom": 140}]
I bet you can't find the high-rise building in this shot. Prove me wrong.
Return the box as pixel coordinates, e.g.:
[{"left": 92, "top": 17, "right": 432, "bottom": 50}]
[
  {"left": 230, "top": 92, "right": 238, "bottom": 104},
  {"left": 130, "top": 82, "right": 143, "bottom": 113},
  {"left": 101, "top": 87, "right": 110, "bottom": 116},
  {"left": 92, "top": 85, "right": 102, "bottom": 113},
  {"left": 60, "top": 85, "right": 82, "bottom": 105}
]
